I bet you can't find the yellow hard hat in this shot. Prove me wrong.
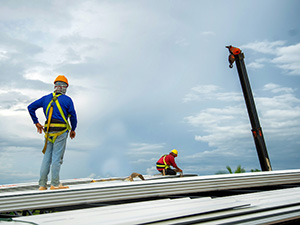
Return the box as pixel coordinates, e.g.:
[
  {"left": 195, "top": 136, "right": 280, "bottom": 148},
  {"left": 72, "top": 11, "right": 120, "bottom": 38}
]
[
  {"left": 54, "top": 75, "right": 69, "bottom": 87},
  {"left": 171, "top": 149, "right": 178, "bottom": 155}
]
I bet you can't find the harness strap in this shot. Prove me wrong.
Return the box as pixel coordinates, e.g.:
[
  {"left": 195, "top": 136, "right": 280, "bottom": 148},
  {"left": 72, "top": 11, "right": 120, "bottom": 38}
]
[
  {"left": 53, "top": 96, "right": 71, "bottom": 130},
  {"left": 163, "top": 155, "right": 170, "bottom": 169},
  {"left": 42, "top": 105, "right": 53, "bottom": 154},
  {"left": 42, "top": 93, "right": 71, "bottom": 154},
  {"left": 45, "top": 94, "right": 59, "bottom": 117},
  {"left": 156, "top": 164, "right": 166, "bottom": 168},
  {"left": 44, "top": 123, "right": 68, "bottom": 128},
  {"left": 46, "top": 129, "right": 67, "bottom": 143},
  {"left": 156, "top": 155, "right": 170, "bottom": 169}
]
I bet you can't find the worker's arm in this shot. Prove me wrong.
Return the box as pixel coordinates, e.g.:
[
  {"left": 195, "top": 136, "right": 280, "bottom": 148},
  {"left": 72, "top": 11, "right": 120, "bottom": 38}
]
[
  {"left": 28, "top": 97, "right": 45, "bottom": 125},
  {"left": 28, "top": 96, "right": 48, "bottom": 135},
  {"left": 62, "top": 96, "right": 77, "bottom": 140},
  {"left": 168, "top": 155, "right": 183, "bottom": 172},
  {"left": 66, "top": 97, "right": 77, "bottom": 132}
]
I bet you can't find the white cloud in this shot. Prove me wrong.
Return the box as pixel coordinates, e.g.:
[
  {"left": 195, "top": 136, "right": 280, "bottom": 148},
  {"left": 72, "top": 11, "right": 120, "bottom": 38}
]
[
  {"left": 184, "top": 107, "right": 244, "bottom": 127},
  {"left": 185, "top": 106, "right": 251, "bottom": 150},
  {"left": 126, "top": 143, "right": 167, "bottom": 175},
  {"left": 263, "top": 83, "right": 295, "bottom": 94},
  {"left": 146, "top": 166, "right": 157, "bottom": 175},
  {"left": 247, "top": 61, "right": 264, "bottom": 69},
  {"left": 23, "top": 68, "right": 55, "bottom": 84},
  {"left": 184, "top": 83, "right": 300, "bottom": 153},
  {"left": 241, "top": 40, "right": 285, "bottom": 54},
  {"left": 247, "top": 58, "right": 270, "bottom": 69},
  {"left": 129, "top": 142, "right": 165, "bottom": 152},
  {"left": 183, "top": 83, "right": 300, "bottom": 162},
  {"left": 127, "top": 143, "right": 165, "bottom": 157},
  {"left": 256, "top": 90, "right": 300, "bottom": 138},
  {"left": 131, "top": 158, "right": 157, "bottom": 164},
  {"left": 183, "top": 85, "right": 242, "bottom": 103},
  {"left": 0, "top": 50, "right": 8, "bottom": 60},
  {"left": 272, "top": 43, "right": 300, "bottom": 75},
  {"left": 242, "top": 41, "right": 300, "bottom": 75}
]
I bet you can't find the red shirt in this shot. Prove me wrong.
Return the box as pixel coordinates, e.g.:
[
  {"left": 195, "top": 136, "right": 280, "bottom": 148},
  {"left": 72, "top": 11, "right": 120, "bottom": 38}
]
[{"left": 157, "top": 154, "right": 178, "bottom": 170}]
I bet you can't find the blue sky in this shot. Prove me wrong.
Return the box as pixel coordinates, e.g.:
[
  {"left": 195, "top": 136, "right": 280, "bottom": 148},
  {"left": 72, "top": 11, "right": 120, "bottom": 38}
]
[{"left": 0, "top": 0, "right": 300, "bottom": 184}]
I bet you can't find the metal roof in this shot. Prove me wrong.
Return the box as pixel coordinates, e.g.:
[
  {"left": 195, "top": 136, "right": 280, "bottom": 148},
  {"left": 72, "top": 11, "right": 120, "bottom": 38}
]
[
  {"left": 1, "top": 169, "right": 300, "bottom": 213},
  {"left": 4, "top": 187, "right": 300, "bottom": 224},
  {"left": 1, "top": 169, "right": 300, "bottom": 224}
]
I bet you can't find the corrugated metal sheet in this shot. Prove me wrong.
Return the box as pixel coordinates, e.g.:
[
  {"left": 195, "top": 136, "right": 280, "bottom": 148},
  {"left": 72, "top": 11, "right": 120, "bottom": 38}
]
[
  {"left": 6, "top": 187, "right": 300, "bottom": 225},
  {"left": 1, "top": 170, "right": 300, "bottom": 224},
  {"left": 0, "top": 178, "right": 93, "bottom": 192},
  {"left": 1, "top": 169, "right": 300, "bottom": 213}
]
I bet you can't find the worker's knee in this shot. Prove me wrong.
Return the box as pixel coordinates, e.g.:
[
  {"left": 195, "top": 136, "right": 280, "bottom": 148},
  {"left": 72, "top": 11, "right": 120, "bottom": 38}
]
[{"left": 164, "top": 168, "right": 176, "bottom": 175}]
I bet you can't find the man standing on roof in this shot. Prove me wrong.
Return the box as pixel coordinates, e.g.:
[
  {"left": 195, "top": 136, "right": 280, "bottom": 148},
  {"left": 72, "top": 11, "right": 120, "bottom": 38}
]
[
  {"left": 28, "top": 75, "right": 77, "bottom": 190},
  {"left": 156, "top": 149, "right": 183, "bottom": 175}
]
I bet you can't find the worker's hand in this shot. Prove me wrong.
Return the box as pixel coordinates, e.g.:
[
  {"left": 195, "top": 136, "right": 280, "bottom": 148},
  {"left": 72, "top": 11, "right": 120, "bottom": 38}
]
[
  {"left": 35, "top": 123, "right": 43, "bottom": 134},
  {"left": 175, "top": 168, "right": 182, "bottom": 173},
  {"left": 70, "top": 130, "right": 76, "bottom": 139}
]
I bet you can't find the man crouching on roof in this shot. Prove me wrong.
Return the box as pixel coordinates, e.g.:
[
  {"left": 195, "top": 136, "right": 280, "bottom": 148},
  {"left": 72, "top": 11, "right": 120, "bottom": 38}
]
[
  {"left": 28, "top": 75, "right": 77, "bottom": 190},
  {"left": 156, "top": 149, "right": 183, "bottom": 175}
]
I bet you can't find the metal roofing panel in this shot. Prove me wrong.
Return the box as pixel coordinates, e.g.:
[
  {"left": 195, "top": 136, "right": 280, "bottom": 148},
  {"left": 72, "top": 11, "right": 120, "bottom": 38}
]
[
  {"left": 12, "top": 197, "right": 247, "bottom": 225},
  {"left": 10, "top": 187, "right": 300, "bottom": 225},
  {"left": 1, "top": 169, "right": 300, "bottom": 213}
]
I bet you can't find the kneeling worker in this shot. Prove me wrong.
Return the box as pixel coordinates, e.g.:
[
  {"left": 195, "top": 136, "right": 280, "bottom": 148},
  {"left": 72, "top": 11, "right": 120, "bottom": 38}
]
[{"left": 156, "top": 149, "right": 183, "bottom": 175}]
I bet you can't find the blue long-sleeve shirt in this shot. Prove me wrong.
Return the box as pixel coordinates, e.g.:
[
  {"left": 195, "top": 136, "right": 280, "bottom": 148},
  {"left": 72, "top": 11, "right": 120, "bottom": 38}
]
[{"left": 28, "top": 93, "right": 77, "bottom": 131}]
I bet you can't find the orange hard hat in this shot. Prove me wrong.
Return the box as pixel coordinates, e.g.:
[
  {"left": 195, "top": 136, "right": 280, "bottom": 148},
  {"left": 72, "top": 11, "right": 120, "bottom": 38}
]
[{"left": 54, "top": 75, "right": 69, "bottom": 86}]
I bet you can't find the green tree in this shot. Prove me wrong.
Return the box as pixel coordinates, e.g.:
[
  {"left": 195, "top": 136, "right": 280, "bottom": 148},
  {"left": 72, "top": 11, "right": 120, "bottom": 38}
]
[
  {"left": 250, "top": 169, "right": 261, "bottom": 172},
  {"left": 216, "top": 165, "right": 260, "bottom": 174},
  {"left": 227, "top": 165, "right": 245, "bottom": 174}
]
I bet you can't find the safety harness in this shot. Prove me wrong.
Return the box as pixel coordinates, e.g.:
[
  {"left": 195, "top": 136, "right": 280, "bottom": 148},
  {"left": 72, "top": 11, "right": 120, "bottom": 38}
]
[
  {"left": 156, "top": 155, "right": 170, "bottom": 170},
  {"left": 42, "top": 93, "right": 71, "bottom": 154}
]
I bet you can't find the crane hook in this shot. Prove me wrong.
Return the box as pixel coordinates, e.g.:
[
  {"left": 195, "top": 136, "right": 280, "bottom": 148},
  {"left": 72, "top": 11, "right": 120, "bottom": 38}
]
[{"left": 226, "top": 45, "right": 241, "bottom": 68}]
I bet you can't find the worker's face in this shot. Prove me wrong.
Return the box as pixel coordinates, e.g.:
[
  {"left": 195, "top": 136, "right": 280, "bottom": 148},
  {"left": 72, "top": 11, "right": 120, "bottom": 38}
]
[
  {"left": 171, "top": 153, "right": 177, "bottom": 157},
  {"left": 54, "top": 82, "right": 68, "bottom": 94}
]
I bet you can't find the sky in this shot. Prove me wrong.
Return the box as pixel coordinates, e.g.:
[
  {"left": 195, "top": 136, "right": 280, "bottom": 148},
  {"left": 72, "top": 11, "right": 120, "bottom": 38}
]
[{"left": 0, "top": 0, "right": 300, "bottom": 185}]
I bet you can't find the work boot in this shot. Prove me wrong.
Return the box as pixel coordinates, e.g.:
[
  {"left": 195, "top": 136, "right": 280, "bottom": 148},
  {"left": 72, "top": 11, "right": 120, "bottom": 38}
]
[
  {"left": 50, "top": 183, "right": 69, "bottom": 190},
  {"left": 39, "top": 186, "right": 47, "bottom": 190}
]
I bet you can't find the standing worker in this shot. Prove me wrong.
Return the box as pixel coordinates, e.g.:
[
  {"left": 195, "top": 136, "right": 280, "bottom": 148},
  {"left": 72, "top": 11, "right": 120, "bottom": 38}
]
[
  {"left": 28, "top": 75, "right": 77, "bottom": 190},
  {"left": 156, "top": 149, "right": 183, "bottom": 175}
]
